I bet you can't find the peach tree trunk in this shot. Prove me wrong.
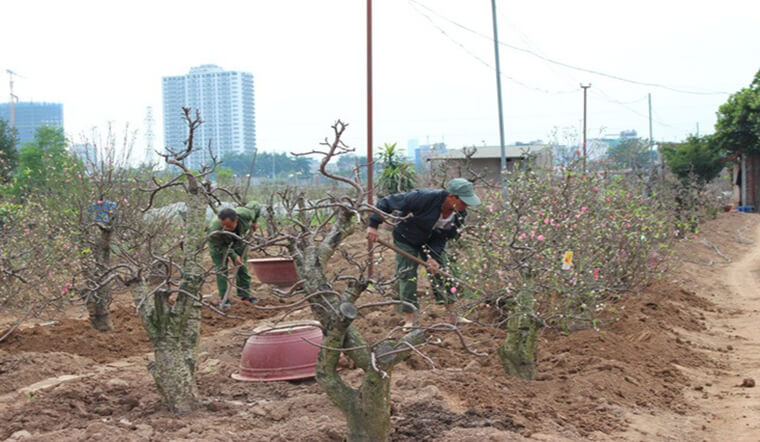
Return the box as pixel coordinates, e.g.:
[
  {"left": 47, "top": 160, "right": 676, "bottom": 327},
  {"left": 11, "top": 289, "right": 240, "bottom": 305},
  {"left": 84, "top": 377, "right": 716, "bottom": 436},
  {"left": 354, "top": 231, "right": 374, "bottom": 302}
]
[
  {"left": 86, "top": 226, "right": 114, "bottom": 332},
  {"left": 132, "top": 190, "right": 206, "bottom": 414},
  {"left": 317, "top": 326, "right": 396, "bottom": 442},
  {"left": 294, "top": 210, "right": 424, "bottom": 441},
  {"left": 499, "top": 281, "right": 540, "bottom": 379}
]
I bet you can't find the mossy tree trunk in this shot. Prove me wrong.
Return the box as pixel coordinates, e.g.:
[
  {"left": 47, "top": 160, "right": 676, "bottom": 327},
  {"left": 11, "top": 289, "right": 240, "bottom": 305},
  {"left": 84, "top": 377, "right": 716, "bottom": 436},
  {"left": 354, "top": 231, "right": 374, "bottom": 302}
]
[
  {"left": 499, "top": 281, "right": 541, "bottom": 380},
  {"left": 132, "top": 179, "right": 206, "bottom": 414},
  {"left": 86, "top": 226, "right": 114, "bottom": 332},
  {"left": 293, "top": 208, "right": 424, "bottom": 441}
]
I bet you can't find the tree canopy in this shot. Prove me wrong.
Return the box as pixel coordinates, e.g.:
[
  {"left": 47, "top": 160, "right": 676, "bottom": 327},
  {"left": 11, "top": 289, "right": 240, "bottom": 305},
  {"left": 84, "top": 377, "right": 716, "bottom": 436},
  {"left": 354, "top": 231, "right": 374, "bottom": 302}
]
[
  {"left": 11, "top": 126, "right": 83, "bottom": 199},
  {"left": 219, "top": 151, "right": 314, "bottom": 178},
  {"left": 0, "top": 119, "right": 18, "bottom": 184},
  {"left": 713, "top": 69, "right": 760, "bottom": 154},
  {"left": 606, "top": 138, "right": 653, "bottom": 171},
  {"left": 661, "top": 135, "right": 725, "bottom": 185}
]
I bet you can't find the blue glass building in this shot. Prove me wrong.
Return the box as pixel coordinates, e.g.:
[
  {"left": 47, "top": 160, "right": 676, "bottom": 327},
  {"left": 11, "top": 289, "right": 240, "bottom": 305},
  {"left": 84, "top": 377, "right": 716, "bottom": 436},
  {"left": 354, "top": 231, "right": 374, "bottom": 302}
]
[{"left": 0, "top": 102, "right": 64, "bottom": 147}]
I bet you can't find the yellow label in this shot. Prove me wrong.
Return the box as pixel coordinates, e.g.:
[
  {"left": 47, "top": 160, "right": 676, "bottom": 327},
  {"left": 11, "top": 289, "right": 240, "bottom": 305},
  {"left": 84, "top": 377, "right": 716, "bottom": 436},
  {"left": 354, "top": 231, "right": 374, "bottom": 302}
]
[
  {"left": 563, "top": 251, "right": 574, "bottom": 265},
  {"left": 561, "top": 251, "right": 574, "bottom": 270}
]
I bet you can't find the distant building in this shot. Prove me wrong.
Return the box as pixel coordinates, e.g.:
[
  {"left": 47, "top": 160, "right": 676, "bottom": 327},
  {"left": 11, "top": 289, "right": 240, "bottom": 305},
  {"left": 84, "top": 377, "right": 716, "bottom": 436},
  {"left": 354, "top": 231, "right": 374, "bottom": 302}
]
[
  {"left": 619, "top": 129, "right": 638, "bottom": 139},
  {"left": 428, "top": 144, "right": 552, "bottom": 182},
  {"left": 406, "top": 139, "right": 419, "bottom": 161},
  {"left": 69, "top": 143, "right": 98, "bottom": 165},
  {"left": 414, "top": 142, "right": 447, "bottom": 169},
  {"left": 0, "top": 102, "right": 64, "bottom": 147},
  {"left": 162, "top": 64, "right": 256, "bottom": 170},
  {"left": 592, "top": 129, "right": 639, "bottom": 150}
]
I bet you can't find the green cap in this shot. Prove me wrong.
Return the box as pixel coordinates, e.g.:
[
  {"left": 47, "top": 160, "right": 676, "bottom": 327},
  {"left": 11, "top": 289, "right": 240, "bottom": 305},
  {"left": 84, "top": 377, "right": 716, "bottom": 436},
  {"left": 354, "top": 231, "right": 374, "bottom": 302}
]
[{"left": 446, "top": 178, "right": 481, "bottom": 206}]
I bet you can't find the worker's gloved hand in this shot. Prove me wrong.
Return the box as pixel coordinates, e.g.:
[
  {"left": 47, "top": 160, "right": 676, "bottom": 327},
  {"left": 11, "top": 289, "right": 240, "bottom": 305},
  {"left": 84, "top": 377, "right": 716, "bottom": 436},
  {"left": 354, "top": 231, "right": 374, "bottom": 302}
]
[
  {"left": 366, "top": 226, "right": 379, "bottom": 244},
  {"left": 425, "top": 257, "right": 440, "bottom": 274}
]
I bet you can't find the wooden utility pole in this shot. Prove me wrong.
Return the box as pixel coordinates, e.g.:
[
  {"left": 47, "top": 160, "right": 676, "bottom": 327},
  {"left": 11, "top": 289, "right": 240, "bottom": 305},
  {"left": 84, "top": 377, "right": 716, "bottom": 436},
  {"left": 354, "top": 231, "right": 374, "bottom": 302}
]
[{"left": 580, "top": 84, "right": 591, "bottom": 171}]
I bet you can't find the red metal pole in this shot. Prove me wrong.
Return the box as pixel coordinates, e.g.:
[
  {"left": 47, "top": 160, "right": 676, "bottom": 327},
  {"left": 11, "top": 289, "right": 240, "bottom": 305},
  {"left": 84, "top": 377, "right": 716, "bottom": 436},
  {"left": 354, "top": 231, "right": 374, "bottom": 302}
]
[{"left": 366, "top": 0, "right": 374, "bottom": 277}]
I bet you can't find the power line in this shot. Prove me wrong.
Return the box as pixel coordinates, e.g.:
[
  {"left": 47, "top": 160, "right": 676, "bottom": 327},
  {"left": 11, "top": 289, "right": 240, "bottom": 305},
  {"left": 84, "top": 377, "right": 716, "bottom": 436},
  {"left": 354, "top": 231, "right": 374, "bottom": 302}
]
[
  {"left": 590, "top": 87, "right": 694, "bottom": 134},
  {"left": 408, "top": 0, "right": 731, "bottom": 96},
  {"left": 409, "top": 1, "right": 704, "bottom": 139},
  {"left": 409, "top": 2, "right": 577, "bottom": 96},
  {"left": 409, "top": 1, "right": 710, "bottom": 135}
]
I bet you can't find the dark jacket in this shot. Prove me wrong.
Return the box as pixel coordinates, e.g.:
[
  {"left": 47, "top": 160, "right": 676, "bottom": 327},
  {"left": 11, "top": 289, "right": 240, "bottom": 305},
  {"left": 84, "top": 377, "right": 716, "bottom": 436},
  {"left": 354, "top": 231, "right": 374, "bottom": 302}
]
[{"left": 369, "top": 189, "right": 466, "bottom": 255}]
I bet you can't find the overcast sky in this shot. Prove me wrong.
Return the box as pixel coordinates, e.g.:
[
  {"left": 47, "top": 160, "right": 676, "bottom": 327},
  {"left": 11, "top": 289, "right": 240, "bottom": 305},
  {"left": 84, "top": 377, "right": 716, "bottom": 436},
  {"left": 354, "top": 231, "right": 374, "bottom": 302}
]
[{"left": 1, "top": 0, "right": 758, "bottom": 161}]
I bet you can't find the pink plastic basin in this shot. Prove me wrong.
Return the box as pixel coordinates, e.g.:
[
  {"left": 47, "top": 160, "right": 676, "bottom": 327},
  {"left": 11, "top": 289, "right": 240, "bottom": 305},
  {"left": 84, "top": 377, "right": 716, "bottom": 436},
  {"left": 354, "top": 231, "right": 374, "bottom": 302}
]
[
  {"left": 248, "top": 257, "right": 299, "bottom": 287},
  {"left": 232, "top": 320, "right": 323, "bottom": 382}
]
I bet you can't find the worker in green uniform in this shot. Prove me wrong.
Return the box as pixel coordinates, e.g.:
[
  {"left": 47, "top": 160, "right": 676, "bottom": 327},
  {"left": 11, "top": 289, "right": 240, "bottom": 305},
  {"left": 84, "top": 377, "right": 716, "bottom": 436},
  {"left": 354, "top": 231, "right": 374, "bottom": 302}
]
[{"left": 207, "top": 203, "right": 261, "bottom": 307}]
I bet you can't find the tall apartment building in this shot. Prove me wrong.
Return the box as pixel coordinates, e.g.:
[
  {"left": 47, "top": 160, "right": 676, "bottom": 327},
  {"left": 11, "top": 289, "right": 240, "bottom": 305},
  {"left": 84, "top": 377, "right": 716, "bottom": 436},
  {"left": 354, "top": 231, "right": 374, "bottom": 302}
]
[
  {"left": 0, "top": 102, "right": 64, "bottom": 146},
  {"left": 162, "top": 64, "right": 255, "bottom": 170}
]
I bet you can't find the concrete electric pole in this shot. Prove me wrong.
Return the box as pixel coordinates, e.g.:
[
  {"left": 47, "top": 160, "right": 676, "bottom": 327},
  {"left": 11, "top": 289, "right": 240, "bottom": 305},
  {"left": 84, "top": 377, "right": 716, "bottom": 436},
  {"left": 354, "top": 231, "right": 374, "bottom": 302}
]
[
  {"left": 6, "top": 69, "right": 20, "bottom": 129},
  {"left": 490, "top": 0, "right": 507, "bottom": 182},
  {"left": 580, "top": 84, "right": 591, "bottom": 172}
]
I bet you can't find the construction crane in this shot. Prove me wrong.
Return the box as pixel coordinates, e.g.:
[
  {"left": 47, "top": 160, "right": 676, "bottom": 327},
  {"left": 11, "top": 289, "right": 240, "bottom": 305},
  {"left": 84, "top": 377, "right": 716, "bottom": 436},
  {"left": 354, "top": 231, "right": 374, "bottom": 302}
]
[{"left": 6, "top": 69, "right": 20, "bottom": 128}]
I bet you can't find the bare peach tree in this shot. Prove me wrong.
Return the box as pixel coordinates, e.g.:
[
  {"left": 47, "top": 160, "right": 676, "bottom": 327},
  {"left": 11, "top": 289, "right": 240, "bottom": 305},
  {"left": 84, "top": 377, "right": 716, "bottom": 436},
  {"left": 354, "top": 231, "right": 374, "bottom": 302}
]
[
  {"left": 65, "top": 125, "right": 154, "bottom": 331},
  {"left": 87, "top": 107, "right": 247, "bottom": 413},
  {"left": 252, "top": 121, "right": 485, "bottom": 441}
]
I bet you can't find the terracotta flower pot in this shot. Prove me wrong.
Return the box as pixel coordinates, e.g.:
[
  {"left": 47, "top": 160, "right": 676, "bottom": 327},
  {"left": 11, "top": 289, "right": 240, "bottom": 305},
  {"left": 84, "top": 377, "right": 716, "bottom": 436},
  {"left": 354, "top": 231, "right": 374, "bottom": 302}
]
[
  {"left": 232, "top": 320, "right": 323, "bottom": 382},
  {"left": 248, "top": 257, "right": 299, "bottom": 287}
]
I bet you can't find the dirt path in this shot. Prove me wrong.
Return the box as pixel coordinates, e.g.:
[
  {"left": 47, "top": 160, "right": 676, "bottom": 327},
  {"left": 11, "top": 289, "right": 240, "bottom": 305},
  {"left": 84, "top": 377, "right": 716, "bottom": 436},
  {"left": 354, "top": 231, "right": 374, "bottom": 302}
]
[{"left": 700, "top": 220, "right": 760, "bottom": 440}]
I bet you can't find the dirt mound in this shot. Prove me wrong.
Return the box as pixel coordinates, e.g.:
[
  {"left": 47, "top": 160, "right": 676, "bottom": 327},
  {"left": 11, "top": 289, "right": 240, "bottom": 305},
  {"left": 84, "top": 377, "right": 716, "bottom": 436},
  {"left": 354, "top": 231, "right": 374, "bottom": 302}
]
[
  {"left": 0, "top": 351, "right": 96, "bottom": 395},
  {"left": 0, "top": 276, "right": 716, "bottom": 440},
  {"left": 0, "top": 301, "right": 280, "bottom": 363},
  {"left": 394, "top": 401, "right": 522, "bottom": 441}
]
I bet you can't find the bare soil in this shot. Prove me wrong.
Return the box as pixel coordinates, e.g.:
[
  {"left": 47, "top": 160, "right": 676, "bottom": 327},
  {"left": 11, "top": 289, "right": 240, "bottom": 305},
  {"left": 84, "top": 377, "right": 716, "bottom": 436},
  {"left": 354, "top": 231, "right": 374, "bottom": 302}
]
[{"left": 1, "top": 212, "right": 758, "bottom": 441}]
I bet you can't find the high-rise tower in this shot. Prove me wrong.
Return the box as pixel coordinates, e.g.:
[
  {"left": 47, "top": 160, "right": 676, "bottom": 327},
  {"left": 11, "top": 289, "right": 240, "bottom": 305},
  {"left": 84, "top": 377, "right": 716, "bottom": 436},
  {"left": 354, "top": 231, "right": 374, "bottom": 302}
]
[{"left": 161, "top": 64, "right": 256, "bottom": 170}]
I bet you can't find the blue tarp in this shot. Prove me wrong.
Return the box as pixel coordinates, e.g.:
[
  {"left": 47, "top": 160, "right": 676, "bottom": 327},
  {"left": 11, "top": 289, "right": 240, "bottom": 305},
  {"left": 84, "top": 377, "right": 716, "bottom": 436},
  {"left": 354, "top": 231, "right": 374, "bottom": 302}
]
[{"left": 89, "top": 200, "right": 117, "bottom": 223}]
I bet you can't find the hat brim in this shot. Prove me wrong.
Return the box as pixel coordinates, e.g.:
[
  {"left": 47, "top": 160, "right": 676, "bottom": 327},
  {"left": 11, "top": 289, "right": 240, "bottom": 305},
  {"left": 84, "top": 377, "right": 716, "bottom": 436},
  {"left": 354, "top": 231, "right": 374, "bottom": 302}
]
[{"left": 459, "top": 194, "right": 481, "bottom": 206}]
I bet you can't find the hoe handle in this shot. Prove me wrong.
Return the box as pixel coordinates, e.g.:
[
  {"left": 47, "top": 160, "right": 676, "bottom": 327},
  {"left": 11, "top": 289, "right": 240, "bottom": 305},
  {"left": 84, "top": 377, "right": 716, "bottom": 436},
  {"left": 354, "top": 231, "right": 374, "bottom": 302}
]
[
  {"left": 376, "top": 238, "right": 453, "bottom": 279},
  {"left": 376, "top": 238, "right": 487, "bottom": 298}
]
